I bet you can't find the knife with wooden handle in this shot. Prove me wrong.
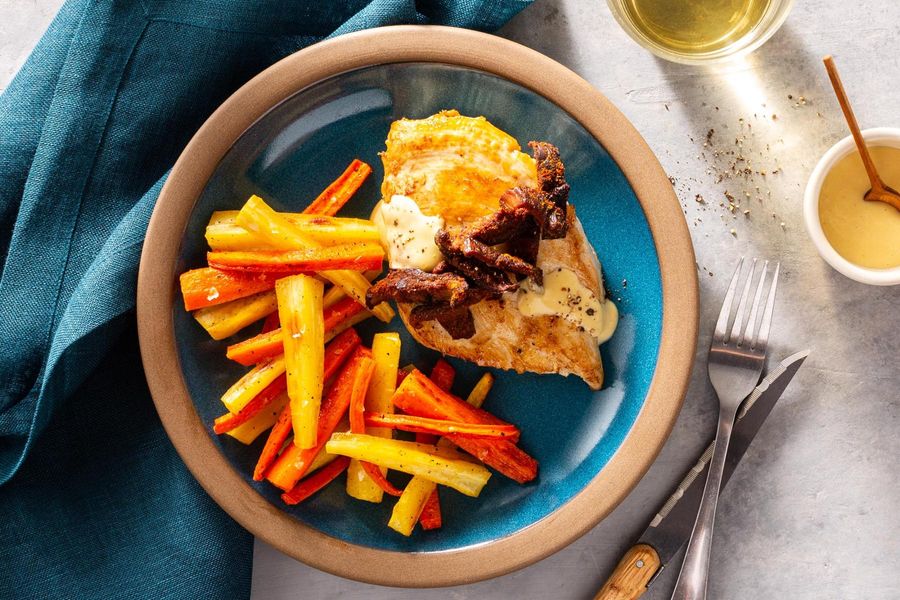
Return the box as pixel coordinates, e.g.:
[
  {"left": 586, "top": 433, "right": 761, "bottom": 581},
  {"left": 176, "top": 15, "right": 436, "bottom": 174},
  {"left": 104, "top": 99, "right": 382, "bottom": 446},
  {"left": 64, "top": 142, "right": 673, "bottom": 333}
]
[{"left": 594, "top": 350, "right": 809, "bottom": 600}]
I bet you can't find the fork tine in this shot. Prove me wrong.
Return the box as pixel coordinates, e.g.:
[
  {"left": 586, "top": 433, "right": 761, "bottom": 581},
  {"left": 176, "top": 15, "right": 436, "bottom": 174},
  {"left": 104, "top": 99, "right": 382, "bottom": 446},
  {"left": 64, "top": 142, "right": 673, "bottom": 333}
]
[
  {"left": 728, "top": 258, "right": 757, "bottom": 344},
  {"left": 753, "top": 262, "right": 780, "bottom": 350},
  {"left": 714, "top": 257, "right": 744, "bottom": 343},
  {"left": 739, "top": 260, "right": 769, "bottom": 346}
]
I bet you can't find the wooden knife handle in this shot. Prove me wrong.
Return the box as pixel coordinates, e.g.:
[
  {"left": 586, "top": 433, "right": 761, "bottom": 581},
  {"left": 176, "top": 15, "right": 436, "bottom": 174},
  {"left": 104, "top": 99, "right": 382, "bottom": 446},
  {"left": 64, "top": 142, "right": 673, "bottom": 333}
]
[{"left": 593, "top": 543, "right": 661, "bottom": 600}]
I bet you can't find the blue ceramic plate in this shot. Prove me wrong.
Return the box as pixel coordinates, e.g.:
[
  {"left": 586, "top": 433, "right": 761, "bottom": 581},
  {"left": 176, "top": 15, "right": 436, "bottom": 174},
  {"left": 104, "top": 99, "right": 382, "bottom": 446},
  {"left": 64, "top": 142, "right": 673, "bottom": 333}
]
[{"left": 140, "top": 26, "right": 697, "bottom": 586}]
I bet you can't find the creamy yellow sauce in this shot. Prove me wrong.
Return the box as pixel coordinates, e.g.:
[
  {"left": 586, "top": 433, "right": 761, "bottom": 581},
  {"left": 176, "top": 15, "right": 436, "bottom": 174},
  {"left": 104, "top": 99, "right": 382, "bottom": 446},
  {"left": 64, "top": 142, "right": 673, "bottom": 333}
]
[
  {"left": 818, "top": 146, "right": 900, "bottom": 269},
  {"left": 516, "top": 268, "right": 619, "bottom": 343},
  {"left": 372, "top": 195, "right": 444, "bottom": 271}
]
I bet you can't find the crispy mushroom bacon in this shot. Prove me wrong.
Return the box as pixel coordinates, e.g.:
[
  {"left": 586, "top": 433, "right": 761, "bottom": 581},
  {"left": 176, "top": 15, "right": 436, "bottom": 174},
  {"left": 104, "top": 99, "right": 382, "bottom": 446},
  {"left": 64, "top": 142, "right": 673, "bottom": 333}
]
[
  {"left": 368, "top": 141, "right": 570, "bottom": 339},
  {"left": 366, "top": 269, "right": 471, "bottom": 308}
]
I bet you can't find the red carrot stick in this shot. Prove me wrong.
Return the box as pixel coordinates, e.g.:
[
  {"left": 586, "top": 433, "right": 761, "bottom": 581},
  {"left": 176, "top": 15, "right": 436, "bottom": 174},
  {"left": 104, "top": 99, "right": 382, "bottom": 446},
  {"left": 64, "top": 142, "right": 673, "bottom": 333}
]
[
  {"left": 363, "top": 413, "right": 519, "bottom": 441},
  {"left": 303, "top": 159, "right": 372, "bottom": 217},
  {"left": 419, "top": 489, "right": 443, "bottom": 531},
  {"left": 349, "top": 355, "right": 403, "bottom": 497},
  {"left": 416, "top": 360, "right": 456, "bottom": 529},
  {"left": 281, "top": 456, "right": 351, "bottom": 505}
]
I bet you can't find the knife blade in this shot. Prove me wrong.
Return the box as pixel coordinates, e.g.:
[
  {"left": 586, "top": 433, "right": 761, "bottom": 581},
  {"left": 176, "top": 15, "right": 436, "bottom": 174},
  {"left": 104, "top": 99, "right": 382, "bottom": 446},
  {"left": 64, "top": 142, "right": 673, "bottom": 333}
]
[{"left": 594, "top": 350, "right": 809, "bottom": 600}]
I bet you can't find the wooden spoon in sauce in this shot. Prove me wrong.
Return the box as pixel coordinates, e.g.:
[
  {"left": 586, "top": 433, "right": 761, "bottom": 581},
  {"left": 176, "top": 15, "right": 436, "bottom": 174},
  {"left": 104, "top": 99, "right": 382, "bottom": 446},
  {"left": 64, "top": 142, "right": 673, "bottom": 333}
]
[{"left": 823, "top": 55, "right": 900, "bottom": 212}]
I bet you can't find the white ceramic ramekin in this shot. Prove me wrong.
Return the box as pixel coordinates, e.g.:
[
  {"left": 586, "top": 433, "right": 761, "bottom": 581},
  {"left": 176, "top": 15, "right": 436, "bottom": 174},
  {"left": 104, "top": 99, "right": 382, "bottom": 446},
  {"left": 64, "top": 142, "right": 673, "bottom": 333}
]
[{"left": 803, "top": 127, "right": 900, "bottom": 286}]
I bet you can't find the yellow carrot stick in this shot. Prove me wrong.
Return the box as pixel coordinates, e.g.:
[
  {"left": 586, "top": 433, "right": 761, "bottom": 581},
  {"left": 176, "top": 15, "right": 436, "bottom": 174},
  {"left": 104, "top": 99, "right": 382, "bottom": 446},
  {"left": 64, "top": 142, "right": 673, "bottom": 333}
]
[
  {"left": 347, "top": 332, "right": 401, "bottom": 502},
  {"left": 206, "top": 210, "right": 380, "bottom": 251},
  {"left": 388, "top": 475, "right": 435, "bottom": 536},
  {"left": 276, "top": 274, "right": 325, "bottom": 449},
  {"left": 225, "top": 391, "right": 289, "bottom": 444},
  {"left": 322, "top": 270, "right": 380, "bottom": 309},
  {"left": 221, "top": 355, "right": 286, "bottom": 414},
  {"left": 193, "top": 290, "right": 277, "bottom": 340},
  {"left": 326, "top": 433, "right": 491, "bottom": 498}
]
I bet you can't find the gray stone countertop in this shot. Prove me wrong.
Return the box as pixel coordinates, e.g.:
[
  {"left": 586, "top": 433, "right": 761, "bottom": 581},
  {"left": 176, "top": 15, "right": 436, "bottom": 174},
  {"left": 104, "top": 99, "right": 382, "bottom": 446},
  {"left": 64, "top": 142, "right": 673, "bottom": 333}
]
[{"left": 4, "top": 1, "right": 898, "bottom": 598}]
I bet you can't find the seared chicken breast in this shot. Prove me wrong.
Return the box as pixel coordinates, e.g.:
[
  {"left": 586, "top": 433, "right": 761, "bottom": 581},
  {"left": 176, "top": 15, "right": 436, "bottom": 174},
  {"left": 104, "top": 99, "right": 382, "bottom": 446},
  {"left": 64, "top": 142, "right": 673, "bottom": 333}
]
[{"left": 378, "top": 111, "right": 616, "bottom": 389}]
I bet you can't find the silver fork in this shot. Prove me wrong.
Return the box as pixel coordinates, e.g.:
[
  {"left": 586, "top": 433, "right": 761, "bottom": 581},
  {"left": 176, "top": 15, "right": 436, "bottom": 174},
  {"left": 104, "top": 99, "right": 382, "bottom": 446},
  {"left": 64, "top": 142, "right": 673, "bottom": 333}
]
[{"left": 671, "top": 257, "right": 780, "bottom": 600}]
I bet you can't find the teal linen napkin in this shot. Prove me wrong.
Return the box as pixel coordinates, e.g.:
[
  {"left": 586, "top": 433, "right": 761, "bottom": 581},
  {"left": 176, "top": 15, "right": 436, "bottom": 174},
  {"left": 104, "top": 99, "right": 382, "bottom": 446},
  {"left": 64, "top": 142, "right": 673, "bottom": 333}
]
[{"left": 0, "top": 1, "right": 530, "bottom": 597}]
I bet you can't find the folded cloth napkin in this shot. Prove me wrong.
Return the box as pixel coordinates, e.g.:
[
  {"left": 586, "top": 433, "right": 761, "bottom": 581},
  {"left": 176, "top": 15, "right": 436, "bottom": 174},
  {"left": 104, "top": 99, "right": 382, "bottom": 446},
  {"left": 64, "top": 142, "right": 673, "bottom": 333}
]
[{"left": 0, "top": 1, "right": 530, "bottom": 597}]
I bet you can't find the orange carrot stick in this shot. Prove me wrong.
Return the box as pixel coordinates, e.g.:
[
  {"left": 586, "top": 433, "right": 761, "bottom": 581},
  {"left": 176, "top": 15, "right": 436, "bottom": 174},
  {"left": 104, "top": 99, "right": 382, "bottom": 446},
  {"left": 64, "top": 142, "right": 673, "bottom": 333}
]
[
  {"left": 180, "top": 267, "right": 279, "bottom": 311},
  {"left": 392, "top": 370, "right": 538, "bottom": 484},
  {"left": 419, "top": 488, "right": 442, "bottom": 531},
  {"left": 418, "top": 360, "right": 456, "bottom": 445},
  {"left": 428, "top": 359, "right": 456, "bottom": 393},
  {"left": 281, "top": 456, "right": 351, "bottom": 505},
  {"left": 208, "top": 245, "right": 383, "bottom": 274},
  {"left": 349, "top": 356, "right": 403, "bottom": 497},
  {"left": 226, "top": 297, "right": 365, "bottom": 366},
  {"left": 303, "top": 159, "right": 372, "bottom": 217},
  {"left": 252, "top": 329, "right": 360, "bottom": 481},
  {"left": 213, "top": 375, "right": 287, "bottom": 434},
  {"left": 363, "top": 413, "right": 519, "bottom": 441},
  {"left": 254, "top": 403, "right": 292, "bottom": 481},
  {"left": 266, "top": 347, "right": 372, "bottom": 491}
]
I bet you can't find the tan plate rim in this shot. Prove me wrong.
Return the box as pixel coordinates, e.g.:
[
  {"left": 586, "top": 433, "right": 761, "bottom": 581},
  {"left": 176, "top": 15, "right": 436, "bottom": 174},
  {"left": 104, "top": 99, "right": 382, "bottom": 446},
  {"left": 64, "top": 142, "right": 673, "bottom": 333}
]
[{"left": 137, "top": 25, "right": 699, "bottom": 588}]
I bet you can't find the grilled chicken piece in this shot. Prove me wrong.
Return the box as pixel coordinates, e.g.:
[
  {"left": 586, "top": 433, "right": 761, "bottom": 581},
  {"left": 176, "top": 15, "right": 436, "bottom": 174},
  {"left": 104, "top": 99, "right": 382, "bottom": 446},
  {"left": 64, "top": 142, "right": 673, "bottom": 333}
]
[{"left": 381, "top": 110, "right": 613, "bottom": 389}]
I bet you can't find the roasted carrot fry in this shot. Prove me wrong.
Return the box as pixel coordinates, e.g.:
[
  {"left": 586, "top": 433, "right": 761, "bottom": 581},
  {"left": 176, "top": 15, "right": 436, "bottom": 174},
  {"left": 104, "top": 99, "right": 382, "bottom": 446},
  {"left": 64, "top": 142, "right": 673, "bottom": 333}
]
[
  {"left": 266, "top": 347, "right": 372, "bottom": 491},
  {"left": 305, "top": 446, "right": 339, "bottom": 475},
  {"left": 396, "top": 365, "right": 413, "bottom": 386},
  {"left": 322, "top": 270, "right": 379, "bottom": 309},
  {"left": 207, "top": 244, "right": 384, "bottom": 274},
  {"left": 214, "top": 375, "right": 287, "bottom": 434},
  {"left": 226, "top": 296, "right": 364, "bottom": 366},
  {"left": 253, "top": 403, "right": 292, "bottom": 481},
  {"left": 325, "top": 433, "right": 491, "bottom": 497},
  {"left": 347, "top": 354, "right": 401, "bottom": 496},
  {"left": 323, "top": 305, "right": 372, "bottom": 341},
  {"left": 206, "top": 210, "right": 379, "bottom": 251},
  {"left": 464, "top": 372, "right": 495, "bottom": 409},
  {"left": 363, "top": 413, "right": 519, "bottom": 441},
  {"left": 193, "top": 290, "right": 277, "bottom": 340},
  {"left": 281, "top": 456, "right": 351, "bottom": 505},
  {"left": 225, "top": 329, "right": 283, "bottom": 367},
  {"left": 303, "top": 159, "right": 372, "bottom": 216},
  {"left": 276, "top": 275, "right": 325, "bottom": 449},
  {"left": 388, "top": 475, "right": 436, "bottom": 536},
  {"left": 323, "top": 295, "right": 367, "bottom": 333},
  {"left": 392, "top": 370, "right": 538, "bottom": 484},
  {"left": 180, "top": 267, "right": 279, "bottom": 311},
  {"left": 221, "top": 355, "right": 286, "bottom": 414},
  {"left": 224, "top": 391, "right": 289, "bottom": 445}
]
